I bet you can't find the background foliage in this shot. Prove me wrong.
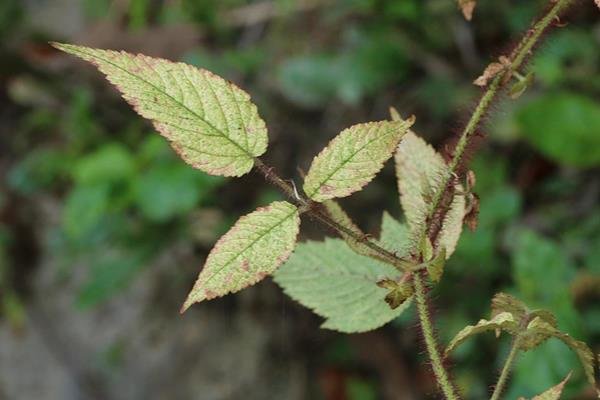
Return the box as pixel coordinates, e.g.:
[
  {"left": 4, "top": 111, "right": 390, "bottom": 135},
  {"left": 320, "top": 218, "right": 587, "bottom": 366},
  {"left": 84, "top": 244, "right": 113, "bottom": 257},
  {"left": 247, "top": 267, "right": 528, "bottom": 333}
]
[{"left": 0, "top": 0, "right": 599, "bottom": 399}]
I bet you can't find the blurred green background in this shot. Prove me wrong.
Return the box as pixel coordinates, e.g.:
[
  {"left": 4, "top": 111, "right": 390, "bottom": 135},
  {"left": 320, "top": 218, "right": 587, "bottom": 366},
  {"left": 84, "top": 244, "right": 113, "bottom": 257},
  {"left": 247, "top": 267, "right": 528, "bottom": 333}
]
[{"left": 1, "top": 0, "right": 599, "bottom": 399}]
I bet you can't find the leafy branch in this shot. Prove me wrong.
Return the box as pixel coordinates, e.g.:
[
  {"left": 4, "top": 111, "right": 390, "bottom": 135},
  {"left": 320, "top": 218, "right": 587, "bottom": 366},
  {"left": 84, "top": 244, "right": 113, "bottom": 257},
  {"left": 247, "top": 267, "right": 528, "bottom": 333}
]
[
  {"left": 51, "top": 0, "right": 597, "bottom": 398},
  {"left": 253, "top": 157, "right": 412, "bottom": 269}
]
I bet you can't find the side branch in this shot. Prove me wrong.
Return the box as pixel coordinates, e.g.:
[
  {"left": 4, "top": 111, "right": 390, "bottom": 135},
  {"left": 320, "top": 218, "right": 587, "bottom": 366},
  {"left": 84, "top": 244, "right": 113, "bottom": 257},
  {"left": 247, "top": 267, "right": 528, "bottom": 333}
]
[
  {"left": 490, "top": 337, "right": 521, "bottom": 400},
  {"left": 253, "top": 158, "right": 411, "bottom": 270}
]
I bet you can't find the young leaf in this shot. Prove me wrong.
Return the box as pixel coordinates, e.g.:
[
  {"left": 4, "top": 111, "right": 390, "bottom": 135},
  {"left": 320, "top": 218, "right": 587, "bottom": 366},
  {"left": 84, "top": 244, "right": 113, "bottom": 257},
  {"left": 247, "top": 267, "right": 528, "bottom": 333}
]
[
  {"left": 303, "top": 120, "right": 411, "bottom": 202},
  {"left": 420, "top": 236, "right": 434, "bottom": 261},
  {"left": 520, "top": 318, "right": 596, "bottom": 387},
  {"left": 445, "top": 312, "right": 517, "bottom": 357},
  {"left": 377, "top": 279, "right": 413, "bottom": 309},
  {"left": 491, "top": 292, "right": 528, "bottom": 335},
  {"left": 491, "top": 293, "right": 528, "bottom": 321},
  {"left": 509, "top": 72, "right": 535, "bottom": 99},
  {"left": 530, "top": 372, "right": 571, "bottom": 400},
  {"left": 182, "top": 201, "right": 300, "bottom": 311},
  {"left": 395, "top": 131, "right": 465, "bottom": 257},
  {"left": 426, "top": 248, "right": 446, "bottom": 283},
  {"left": 53, "top": 43, "right": 268, "bottom": 177},
  {"left": 274, "top": 238, "right": 411, "bottom": 333}
]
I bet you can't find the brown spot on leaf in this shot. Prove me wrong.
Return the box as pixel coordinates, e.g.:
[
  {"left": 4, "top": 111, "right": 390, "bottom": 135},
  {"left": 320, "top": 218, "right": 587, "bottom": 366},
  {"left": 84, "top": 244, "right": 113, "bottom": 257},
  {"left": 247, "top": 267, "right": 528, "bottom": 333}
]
[
  {"left": 320, "top": 184, "right": 335, "bottom": 194},
  {"left": 256, "top": 271, "right": 268, "bottom": 281},
  {"left": 241, "top": 259, "right": 250, "bottom": 272}
]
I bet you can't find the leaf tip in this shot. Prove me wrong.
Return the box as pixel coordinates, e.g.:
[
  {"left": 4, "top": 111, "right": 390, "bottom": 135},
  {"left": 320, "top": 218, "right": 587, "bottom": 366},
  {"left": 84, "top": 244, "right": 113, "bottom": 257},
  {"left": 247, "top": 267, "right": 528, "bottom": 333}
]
[
  {"left": 50, "top": 41, "right": 76, "bottom": 54},
  {"left": 179, "top": 302, "right": 190, "bottom": 314},
  {"left": 389, "top": 107, "right": 416, "bottom": 128},
  {"left": 180, "top": 294, "right": 200, "bottom": 314}
]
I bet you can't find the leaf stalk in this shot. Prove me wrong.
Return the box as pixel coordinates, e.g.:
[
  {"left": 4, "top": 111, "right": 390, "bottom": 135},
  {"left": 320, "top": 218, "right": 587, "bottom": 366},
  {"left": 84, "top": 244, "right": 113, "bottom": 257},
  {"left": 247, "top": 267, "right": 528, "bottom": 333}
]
[
  {"left": 253, "top": 158, "right": 411, "bottom": 270},
  {"left": 490, "top": 337, "right": 521, "bottom": 400}
]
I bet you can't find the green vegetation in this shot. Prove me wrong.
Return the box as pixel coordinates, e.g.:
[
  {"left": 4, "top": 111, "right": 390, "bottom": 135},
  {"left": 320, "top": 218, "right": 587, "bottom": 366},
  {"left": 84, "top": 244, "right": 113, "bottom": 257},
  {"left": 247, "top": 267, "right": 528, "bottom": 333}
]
[{"left": 2, "top": 0, "right": 599, "bottom": 399}]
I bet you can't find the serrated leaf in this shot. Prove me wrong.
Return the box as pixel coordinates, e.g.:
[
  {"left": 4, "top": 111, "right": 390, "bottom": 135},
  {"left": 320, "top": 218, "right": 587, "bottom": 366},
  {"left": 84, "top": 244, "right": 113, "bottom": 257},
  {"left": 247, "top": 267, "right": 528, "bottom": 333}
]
[
  {"left": 530, "top": 372, "right": 571, "bottom": 400},
  {"left": 521, "top": 318, "right": 596, "bottom": 387},
  {"left": 445, "top": 312, "right": 517, "bottom": 357},
  {"left": 529, "top": 310, "right": 558, "bottom": 328},
  {"left": 182, "top": 201, "right": 300, "bottom": 311},
  {"left": 492, "top": 292, "right": 528, "bottom": 321},
  {"left": 491, "top": 292, "right": 529, "bottom": 336},
  {"left": 304, "top": 120, "right": 411, "bottom": 202},
  {"left": 519, "top": 318, "right": 555, "bottom": 351},
  {"left": 274, "top": 238, "right": 411, "bottom": 333},
  {"left": 395, "top": 131, "right": 465, "bottom": 257},
  {"left": 53, "top": 43, "right": 268, "bottom": 177}
]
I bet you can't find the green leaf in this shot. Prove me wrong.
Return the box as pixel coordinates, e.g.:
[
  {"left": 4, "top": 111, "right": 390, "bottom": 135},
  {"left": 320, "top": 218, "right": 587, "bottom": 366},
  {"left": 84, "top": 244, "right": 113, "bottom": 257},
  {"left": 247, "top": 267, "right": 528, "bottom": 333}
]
[
  {"left": 517, "top": 92, "right": 600, "bottom": 167},
  {"left": 62, "top": 184, "right": 111, "bottom": 239},
  {"left": 182, "top": 201, "right": 300, "bottom": 311},
  {"left": 509, "top": 72, "right": 535, "bottom": 100},
  {"left": 73, "top": 143, "right": 135, "bottom": 185},
  {"left": 53, "top": 43, "right": 268, "bottom": 177},
  {"left": 394, "top": 130, "right": 465, "bottom": 256},
  {"left": 77, "top": 246, "right": 149, "bottom": 308},
  {"left": 426, "top": 248, "right": 446, "bottom": 283},
  {"left": 379, "top": 212, "right": 410, "bottom": 255},
  {"left": 134, "top": 163, "right": 222, "bottom": 222},
  {"left": 420, "top": 236, "right": 434, "bottom": 261},
  {"left": 322, "top": 200, "right": 374, "bottom": 258},
  {"left": 529, "top": 373, "right": 571, "bottom": 400},
  {"left": 445, "top": 312, "right": 517, "bottom": 357},
  {"left": 303, "top": 120, "right": 411, "bottom": 202},
  {"left": 274, "top": 238, "right": 411, "bottom": 333},
  {"left": 520, "top": 318, "right": 596, "bottom": 387},
  {"left": 7, "top": 148, "right": 69, "bottom": 195},
  {"left": 512, "top": 230, "right": 579, "bottom": 332}
]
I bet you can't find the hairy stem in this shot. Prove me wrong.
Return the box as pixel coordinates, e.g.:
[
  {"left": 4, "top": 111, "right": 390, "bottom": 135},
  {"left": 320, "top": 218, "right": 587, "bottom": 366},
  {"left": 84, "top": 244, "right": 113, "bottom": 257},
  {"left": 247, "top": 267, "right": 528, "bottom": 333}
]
[
  {"left": 413, "top": 272, "right": 460, "bottom": 400},
  {"left": 410, "top": 2, "right": 573, "bottom": 398},
  {"left": 253, "top": 158, "right": 410, "bottom": 269},
  {"left": 490, "top": 338, "right": 521, "bottom": 400},
  {"left": 422, "top": 0, "right": 572, "bottom": 247}
]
